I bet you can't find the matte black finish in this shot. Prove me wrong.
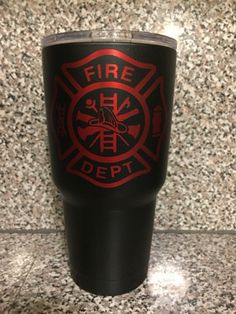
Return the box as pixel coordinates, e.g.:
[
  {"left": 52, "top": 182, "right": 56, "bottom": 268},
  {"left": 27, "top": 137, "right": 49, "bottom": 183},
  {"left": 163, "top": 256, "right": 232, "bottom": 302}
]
[
  {"left": 64, "top": 200, "right": 155, "bottom": 295},
  {"left": 42, "top": 42, "right": 176, "bottom": 295}
]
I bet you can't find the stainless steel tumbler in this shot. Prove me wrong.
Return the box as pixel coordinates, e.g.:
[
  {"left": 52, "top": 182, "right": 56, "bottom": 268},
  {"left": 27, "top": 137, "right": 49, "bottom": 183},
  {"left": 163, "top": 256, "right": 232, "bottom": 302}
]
[{"left": 42, "top": 30, "right": 177, "bottom": 295}]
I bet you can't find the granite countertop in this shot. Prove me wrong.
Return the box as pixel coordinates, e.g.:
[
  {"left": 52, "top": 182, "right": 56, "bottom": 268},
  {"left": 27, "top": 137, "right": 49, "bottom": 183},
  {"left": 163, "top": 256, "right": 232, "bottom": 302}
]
[
  {"left": 1, "top": 0, "right": 235, "bottom": 231},
  {"left": 1, "top": 231, "right": 235, "bottom": 313}
]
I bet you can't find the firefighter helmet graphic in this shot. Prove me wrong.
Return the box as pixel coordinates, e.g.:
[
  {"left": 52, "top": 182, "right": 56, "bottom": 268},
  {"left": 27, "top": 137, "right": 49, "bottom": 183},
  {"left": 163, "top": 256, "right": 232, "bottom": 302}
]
[
  {"left": 52, "top": 49, "right": 166, "bottom": 188},
  {"left": 74, "top": 89, "right": 146, "bottom": 159}
]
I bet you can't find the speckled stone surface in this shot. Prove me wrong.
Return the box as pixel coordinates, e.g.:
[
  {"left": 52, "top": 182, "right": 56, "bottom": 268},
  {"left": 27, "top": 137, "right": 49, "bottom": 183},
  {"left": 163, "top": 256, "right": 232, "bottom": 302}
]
[
  {"left": 0, "top": 0, "right": 235, "bottom": 230},
  {"left": 0, "top": 232, "right": 235, "bottom": 313}
]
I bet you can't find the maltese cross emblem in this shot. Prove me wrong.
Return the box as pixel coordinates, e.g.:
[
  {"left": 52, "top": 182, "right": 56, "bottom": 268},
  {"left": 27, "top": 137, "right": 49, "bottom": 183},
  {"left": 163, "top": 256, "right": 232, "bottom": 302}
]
[{"left": 52, "top": 49, "right": 166, "bottom": 188}]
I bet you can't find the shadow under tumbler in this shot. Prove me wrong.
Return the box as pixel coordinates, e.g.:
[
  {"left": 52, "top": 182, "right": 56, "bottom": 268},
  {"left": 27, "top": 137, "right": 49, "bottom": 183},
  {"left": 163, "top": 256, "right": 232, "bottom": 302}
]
[{"left": 42, "top": 30, "right": 177, "bottom": 296}]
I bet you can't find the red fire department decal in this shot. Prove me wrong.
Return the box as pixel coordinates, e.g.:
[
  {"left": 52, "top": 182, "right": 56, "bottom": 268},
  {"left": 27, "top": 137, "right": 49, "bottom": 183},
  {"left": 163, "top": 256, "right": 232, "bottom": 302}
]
[{"left": 52, "top": 49, "right": 166, "bottom": 188}]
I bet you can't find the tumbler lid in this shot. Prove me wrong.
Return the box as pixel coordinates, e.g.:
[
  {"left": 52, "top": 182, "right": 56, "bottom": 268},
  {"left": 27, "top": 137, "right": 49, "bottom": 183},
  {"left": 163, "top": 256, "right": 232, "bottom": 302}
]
[{"left": 42, "top": 30, "right": 177, "bottom": 50}]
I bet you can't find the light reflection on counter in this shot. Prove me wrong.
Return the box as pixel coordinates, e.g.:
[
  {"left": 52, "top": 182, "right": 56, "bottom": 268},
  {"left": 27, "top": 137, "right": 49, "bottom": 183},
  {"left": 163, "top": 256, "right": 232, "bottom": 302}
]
[
  {"left": 11, "top": 250, "right": 32, "bottom": 274},
  {"left": 147, "top": 264, "right": 189, "bottom": 301},
  {"left": 162, "top": 23, "right": 184, "bottom": 41}
]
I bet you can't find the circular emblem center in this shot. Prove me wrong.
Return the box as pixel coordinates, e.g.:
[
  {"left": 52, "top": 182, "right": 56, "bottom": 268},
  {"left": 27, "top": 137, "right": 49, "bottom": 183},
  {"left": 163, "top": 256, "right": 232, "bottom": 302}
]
[{"left": 72, "top": 87, "right": 146, "bottom": 160}]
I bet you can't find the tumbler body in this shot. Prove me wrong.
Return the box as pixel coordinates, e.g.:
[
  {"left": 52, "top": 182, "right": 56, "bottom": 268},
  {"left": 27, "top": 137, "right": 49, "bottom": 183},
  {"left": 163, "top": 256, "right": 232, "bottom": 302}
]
[{"left": 42, "top": 31, "right": 176, "bottom": 295}]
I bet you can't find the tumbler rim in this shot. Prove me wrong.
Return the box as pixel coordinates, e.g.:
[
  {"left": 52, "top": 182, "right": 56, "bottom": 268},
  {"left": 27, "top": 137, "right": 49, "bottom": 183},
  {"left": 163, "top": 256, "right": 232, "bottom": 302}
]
[{"left": 41, "top": 30, "right": 177, "bottom": 50}]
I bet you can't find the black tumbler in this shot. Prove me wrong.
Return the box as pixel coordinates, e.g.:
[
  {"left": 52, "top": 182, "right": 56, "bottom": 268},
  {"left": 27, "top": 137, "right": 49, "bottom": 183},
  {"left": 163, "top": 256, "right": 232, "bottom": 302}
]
[{"left": 42, "top": 30, "right": 177, "bottom": 296}]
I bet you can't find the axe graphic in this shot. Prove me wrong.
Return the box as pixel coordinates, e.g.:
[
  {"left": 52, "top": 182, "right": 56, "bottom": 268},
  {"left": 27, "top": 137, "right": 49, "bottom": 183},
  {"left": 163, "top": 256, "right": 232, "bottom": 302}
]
[
  {"left": 86, "top": 99, "right": 98, "bottom": 112},
  {"left": 128, "top": 125, "right": 140, "bottom": 139},
  {"left": 117, "top": 97, "right": 131, "bottom": 114},
  {"left": 78, "top": 126, "right": 100, "bottom": 141},
  {"left": 78, "top": 124, "right": 140, "bottom": 141}
]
